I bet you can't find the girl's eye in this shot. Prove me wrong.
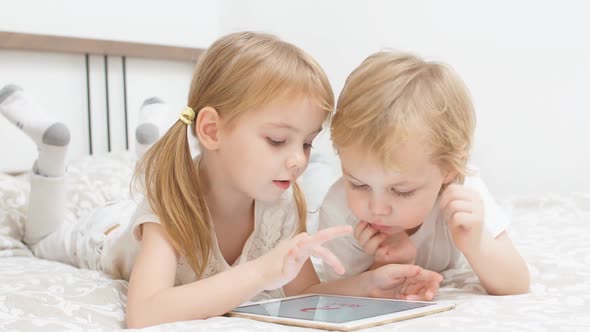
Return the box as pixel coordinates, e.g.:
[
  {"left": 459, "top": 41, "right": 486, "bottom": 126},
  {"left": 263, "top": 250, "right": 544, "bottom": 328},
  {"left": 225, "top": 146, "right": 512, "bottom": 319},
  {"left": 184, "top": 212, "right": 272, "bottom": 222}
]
[
  {"left": 303, "top": 142, "right": 313, "bottom": 150},
  {"left": 267, "top": 138, "right": 285, "bottom": 146},
  {"left": 391, "top": 188, "right": 415, "bottom": 198}
]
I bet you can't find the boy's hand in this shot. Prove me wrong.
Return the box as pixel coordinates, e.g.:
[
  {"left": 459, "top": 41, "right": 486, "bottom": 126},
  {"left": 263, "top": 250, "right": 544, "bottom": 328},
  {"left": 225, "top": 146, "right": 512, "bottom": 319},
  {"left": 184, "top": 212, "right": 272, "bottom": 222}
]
[
  {"left": 374, "top": 231, "right": 416, "bottom": 267},
  {"left": 354, "top": 221, "right": 388, "bottom": 256},
  {"left": 440, "top": 184, "right": 485, "bottom": 252},
  {"left": 362, "top": 264, "right": 442, "bottom": 301},
  {"left": 258, "top": 225, "right": 353, "bottom": 291},
  {"left": 354, "top": 221, "right": 416, "bottom": 267}
]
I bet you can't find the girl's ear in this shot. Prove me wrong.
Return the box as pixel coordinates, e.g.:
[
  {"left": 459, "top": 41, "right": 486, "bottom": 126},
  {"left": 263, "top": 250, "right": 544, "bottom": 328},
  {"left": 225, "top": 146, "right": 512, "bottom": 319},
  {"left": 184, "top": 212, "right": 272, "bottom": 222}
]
[{"left": 195, "top": 106, "right": 221, "bottom": 150}]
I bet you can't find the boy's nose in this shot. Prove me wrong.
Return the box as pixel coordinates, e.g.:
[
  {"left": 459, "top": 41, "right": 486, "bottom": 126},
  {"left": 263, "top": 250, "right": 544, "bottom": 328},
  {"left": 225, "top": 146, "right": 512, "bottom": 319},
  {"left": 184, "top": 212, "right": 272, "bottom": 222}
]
[{"left": 370, "top": 196, "right": 392, "bottom": 216}]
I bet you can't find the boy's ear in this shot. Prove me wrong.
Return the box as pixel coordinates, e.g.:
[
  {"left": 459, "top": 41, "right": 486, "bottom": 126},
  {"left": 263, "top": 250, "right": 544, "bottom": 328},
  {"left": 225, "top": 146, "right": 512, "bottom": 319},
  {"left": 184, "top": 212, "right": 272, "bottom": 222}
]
[
  {"left": 195, "top": 106, "right": 221, "bottom": 150},
  {"left": 442, "top": 169, "right": 459, "bottom": 184}
]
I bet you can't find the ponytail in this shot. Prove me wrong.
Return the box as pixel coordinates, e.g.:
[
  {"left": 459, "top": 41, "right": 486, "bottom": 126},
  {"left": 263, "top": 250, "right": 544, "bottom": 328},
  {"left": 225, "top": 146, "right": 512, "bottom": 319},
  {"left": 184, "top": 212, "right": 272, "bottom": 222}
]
[
  {"left": 134, "top": 121, "right": 212, "bottom": 277},
  {"left": 292, "top": 182, "right": 307, "bottom": 233}
]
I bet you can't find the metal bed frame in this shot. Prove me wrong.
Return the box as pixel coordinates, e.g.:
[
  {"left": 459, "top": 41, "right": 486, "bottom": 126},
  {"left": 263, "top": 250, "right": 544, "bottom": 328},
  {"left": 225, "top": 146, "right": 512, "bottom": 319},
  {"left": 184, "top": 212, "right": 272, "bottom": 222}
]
[{"left": 0, "top": 31, "right": 204, "bottom": 155}]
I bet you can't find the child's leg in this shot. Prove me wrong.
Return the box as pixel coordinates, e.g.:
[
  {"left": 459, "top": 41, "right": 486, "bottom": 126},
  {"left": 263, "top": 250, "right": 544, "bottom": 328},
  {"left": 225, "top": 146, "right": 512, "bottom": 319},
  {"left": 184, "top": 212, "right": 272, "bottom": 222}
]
[
  {"left": 135, "top": 97, "right": 170, "bottom": 159},
  {"left": 0, "top": 85, "right": 70, "bottom": 247},
  {"left": 0, "top": 85, "right": 69, "bottom": 177},
  {"left": 1, "top": 85, "right": 143, "bottom": 275},
  {"left": 31, "top": 199, "right": 137, "bottom": 274}
]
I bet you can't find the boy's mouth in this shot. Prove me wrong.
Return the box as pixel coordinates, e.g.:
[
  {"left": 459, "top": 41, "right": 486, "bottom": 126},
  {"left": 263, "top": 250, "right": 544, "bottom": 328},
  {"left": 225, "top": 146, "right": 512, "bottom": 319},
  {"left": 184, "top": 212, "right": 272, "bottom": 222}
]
[
  {"left": 367, "top": 222, "right": 408, "bottom": 235},
  {"left": 273, "top": 180, "right": 291, "bottom": 190},
  {"left": 369, "top": 223, "right": 393, "bottom": 232}
]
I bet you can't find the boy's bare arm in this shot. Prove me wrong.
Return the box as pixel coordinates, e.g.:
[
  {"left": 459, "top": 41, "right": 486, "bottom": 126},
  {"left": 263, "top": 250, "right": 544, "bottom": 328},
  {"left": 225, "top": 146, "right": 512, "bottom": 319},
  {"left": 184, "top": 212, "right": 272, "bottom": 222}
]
[
  {"left": 463, "top": 231, "right": 530, "bottom": 295},
  {"left": 440, "top": 184, "right": 530, "bottom": 295},
  {"left": 302, "top": 263, "right": 442, "bottom": 301}
]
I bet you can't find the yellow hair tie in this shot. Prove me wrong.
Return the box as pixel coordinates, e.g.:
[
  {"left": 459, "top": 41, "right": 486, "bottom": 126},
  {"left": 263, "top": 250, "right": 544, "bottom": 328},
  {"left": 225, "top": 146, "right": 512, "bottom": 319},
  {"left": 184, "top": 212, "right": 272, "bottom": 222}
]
[{"left": 179, "top": 106, "right": 196, "bottom": 125}]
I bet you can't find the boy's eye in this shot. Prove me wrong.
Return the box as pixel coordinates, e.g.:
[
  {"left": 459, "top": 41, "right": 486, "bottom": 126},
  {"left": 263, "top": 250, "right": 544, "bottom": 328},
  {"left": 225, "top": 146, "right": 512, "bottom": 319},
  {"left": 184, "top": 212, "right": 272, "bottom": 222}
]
[
  {"left": 350, "top": 182, "right": 369, "bottom": 190},
  {"left": 391, "top": 188, "right": 415, "bottom": 198},
  {"left": 267, "top": 138, "right": 285, "bottom": 146},
  {"left": 303, "top": 142, "right": 313, "bottom": 150}
]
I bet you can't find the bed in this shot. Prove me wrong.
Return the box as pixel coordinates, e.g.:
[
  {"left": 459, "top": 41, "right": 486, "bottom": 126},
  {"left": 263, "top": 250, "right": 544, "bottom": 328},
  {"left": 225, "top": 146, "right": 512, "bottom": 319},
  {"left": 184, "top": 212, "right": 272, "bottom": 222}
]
[
  {"left": 1, "top": 32, "right": 589, "bottom": 331},
  {"left": 1, "top": 151, "right": 589, "bottom": 331}
]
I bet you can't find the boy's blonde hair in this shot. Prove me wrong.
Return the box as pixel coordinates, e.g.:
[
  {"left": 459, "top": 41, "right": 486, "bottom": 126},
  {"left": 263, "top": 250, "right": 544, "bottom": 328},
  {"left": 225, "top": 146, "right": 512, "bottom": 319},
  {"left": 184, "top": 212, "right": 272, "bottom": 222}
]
[
  {"left": 332, "top": 52, "right": 475, "bottom": 182},
  {"left": 134, "top": 32, "right": 334, "bottom": 277}
]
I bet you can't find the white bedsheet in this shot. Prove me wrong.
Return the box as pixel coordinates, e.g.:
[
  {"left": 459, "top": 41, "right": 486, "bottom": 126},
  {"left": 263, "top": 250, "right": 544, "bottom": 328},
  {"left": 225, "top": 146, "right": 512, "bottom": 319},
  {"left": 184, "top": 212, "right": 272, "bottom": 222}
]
[{"left": 1, "top": 153, "right": 589, "bottom": 331}]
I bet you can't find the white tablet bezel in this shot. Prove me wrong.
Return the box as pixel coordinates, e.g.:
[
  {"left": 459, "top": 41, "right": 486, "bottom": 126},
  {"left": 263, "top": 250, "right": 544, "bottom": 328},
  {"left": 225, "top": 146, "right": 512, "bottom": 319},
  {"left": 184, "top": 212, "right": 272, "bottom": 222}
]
[{"left": 227, "top": 294, "right": 455, "bottom": 331}]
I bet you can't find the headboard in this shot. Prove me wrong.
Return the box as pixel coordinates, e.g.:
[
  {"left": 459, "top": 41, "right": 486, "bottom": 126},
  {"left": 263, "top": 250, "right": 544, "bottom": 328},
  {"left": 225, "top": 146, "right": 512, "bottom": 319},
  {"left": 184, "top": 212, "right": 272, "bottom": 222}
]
[{"left": 0, "top": 31, "right": 205, "bottom": 173}]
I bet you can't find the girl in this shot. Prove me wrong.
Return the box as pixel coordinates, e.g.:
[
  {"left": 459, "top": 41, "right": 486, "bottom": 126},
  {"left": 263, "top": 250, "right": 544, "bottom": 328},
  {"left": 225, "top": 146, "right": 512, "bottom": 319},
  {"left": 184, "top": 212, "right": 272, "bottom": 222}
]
[
  {"left": 0, "top": 33, "right": 442, "bottom": 328},
  {"left": 318, "top": 51, "right": 530, "bottom": 295}
]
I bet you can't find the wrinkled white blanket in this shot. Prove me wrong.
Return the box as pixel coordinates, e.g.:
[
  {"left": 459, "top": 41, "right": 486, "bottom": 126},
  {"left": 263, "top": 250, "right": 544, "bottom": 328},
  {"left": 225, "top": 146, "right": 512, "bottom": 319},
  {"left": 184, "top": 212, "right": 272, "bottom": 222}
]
[{"left": 1, "top": 153, "right": 588, "bottom": 331}]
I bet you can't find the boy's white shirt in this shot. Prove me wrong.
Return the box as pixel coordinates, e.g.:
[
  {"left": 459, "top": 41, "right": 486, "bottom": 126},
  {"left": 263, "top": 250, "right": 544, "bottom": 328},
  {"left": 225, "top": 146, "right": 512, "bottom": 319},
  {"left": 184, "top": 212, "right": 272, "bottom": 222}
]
[{"left": 318, "top": 171, "right": 510, "bottom": 281}]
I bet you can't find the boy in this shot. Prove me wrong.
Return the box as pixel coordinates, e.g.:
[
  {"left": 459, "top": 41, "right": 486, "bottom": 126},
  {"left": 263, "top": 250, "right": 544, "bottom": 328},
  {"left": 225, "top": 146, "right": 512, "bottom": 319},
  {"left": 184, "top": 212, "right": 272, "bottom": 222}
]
[{"left": 319, "top": 52, "right": 529, "bottom": 295}]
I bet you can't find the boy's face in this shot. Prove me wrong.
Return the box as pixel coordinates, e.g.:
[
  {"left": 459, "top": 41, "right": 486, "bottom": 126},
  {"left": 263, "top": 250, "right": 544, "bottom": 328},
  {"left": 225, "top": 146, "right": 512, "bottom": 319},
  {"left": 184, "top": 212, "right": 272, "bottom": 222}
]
[{"left": 339, "top": 141, "right": 455, "bottom": 235}]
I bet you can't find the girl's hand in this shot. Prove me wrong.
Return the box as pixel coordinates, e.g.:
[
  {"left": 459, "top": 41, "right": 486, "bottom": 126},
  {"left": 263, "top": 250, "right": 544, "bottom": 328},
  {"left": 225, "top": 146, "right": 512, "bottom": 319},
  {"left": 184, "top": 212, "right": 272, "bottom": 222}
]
[
  {"left": 363, "top": 264, "right": 443, "bottom": 301},
  {"left": 354, "top": 221, "right": 416, "bottom": 268},
  {"left": 440, "top": 184, "right": 485, "bottom": 252},
  {"left": 257, "top": 225, "right": 353, "bottom": 291}
]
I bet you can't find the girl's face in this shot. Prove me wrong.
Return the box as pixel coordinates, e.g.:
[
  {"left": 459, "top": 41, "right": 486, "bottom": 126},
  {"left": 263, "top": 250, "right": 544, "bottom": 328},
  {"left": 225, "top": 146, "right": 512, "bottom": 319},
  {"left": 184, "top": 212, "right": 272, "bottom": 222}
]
[
  {"left": 338, "top": 140, "right": 456, "bottom": 235},
  {"left": 216, "top": 96, "right": 325, "bottom": 202}
]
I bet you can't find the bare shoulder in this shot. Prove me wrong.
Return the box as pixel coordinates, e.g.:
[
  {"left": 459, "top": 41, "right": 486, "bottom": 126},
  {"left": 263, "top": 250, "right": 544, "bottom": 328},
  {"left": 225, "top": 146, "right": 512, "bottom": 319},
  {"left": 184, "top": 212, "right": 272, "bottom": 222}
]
[
  {"left": 128, "top": 223, "right": 179, "bottom": 303},
  {"left": 134, "top": 223, "right": 179, "bottom": 272}
]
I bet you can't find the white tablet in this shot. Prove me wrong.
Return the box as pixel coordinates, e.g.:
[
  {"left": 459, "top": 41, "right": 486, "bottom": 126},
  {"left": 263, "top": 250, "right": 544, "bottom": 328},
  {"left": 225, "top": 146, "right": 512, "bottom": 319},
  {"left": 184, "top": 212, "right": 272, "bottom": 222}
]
[{"left": 228, "top": 294, "right": 455, "bottom": 331}]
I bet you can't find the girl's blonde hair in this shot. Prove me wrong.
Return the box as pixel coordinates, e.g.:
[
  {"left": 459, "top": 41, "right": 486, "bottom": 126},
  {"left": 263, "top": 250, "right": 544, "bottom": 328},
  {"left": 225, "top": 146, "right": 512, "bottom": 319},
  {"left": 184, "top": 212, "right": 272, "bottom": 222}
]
[
  {"left": 332, "top": 52, "right": 475, "bottom": 182},
  {"left": 134, "top": 32, "right": 334, "bottom": 277}
]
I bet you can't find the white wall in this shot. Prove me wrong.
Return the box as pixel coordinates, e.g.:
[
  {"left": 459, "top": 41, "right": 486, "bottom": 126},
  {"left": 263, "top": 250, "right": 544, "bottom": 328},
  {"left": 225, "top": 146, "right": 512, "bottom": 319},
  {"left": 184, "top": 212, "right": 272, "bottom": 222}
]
[
  {"left": 0, "top": 0, "right": 219, "bottom": 48},
  {"left": 2, "top": 0, "right": 589, "bottom": 197},
  {"left": 219, "top": 0, "right": 590, "bottom": 197}
]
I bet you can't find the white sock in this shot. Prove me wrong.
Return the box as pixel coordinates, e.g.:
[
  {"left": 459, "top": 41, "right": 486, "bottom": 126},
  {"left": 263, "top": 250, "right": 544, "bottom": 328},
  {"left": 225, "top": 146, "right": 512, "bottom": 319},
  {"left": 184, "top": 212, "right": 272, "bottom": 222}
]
[
  {"left": 0, "top": 84, "right": 70, "bottom": 177},
  {"left": 135, "top": 97, "right": 171, "bottom": 158}
]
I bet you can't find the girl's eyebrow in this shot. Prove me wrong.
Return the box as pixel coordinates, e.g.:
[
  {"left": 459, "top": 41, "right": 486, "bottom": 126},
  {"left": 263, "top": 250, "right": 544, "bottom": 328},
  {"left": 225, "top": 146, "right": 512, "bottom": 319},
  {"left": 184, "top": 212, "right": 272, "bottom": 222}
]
[{"left": 267, "top": 122, "right": 322, "bottom": 135}]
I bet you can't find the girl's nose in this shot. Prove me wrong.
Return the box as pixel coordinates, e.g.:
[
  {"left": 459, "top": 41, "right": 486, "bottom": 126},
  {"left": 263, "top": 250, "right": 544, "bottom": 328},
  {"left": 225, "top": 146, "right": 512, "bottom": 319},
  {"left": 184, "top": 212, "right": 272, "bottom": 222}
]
[{"left": 286, "top": 149, "right": 307, "bottom": 175}]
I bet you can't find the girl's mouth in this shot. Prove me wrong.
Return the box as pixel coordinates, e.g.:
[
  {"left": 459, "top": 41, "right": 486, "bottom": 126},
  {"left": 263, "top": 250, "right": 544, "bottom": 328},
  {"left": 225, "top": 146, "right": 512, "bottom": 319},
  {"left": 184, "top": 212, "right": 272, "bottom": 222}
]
[{"left": 273, "top": 180, "right": 291, "bottom": 190}]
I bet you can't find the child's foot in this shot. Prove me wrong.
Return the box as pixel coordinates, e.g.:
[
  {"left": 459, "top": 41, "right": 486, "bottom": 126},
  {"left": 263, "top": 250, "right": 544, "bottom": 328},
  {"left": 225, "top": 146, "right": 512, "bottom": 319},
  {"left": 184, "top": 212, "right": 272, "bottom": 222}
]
[
  {"left": 135, "top": 97, "right": 170, "bottom": 158},
  {"left": 0, "top": 84, "right": 70, "bottom": 177}
]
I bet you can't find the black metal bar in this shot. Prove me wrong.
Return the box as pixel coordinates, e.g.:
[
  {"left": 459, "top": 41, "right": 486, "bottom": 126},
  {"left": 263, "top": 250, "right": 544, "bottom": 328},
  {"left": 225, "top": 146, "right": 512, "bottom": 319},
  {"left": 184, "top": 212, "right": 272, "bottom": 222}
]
[
  {"left": 104, "top": 55, "right": 111, "bottom": 152},
  {"left": 85, "top": 53, "right": 93, "bottom": 155},
  {"left": 122, "top": 56, "right": 129, "bottom": 150}
]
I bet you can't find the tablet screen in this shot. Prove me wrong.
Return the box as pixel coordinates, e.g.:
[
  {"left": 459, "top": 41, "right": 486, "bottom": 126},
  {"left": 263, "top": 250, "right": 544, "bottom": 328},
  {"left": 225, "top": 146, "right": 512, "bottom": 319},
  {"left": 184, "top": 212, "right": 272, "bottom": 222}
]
[{"left": 232, "top": 295, "right": 435, "bottom": 323}]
